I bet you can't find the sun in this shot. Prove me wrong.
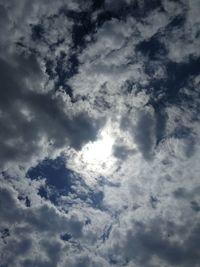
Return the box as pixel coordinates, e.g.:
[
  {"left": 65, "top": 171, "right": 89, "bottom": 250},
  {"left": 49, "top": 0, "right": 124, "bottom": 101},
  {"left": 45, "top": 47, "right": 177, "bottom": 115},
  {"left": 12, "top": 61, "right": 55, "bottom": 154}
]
[
  {"left": 66, "top": 118, "right": 136, "bottom": 185},
  {"left": 80, "top": 123, "right": 115, "bottom": 173},
  {"left": 82, "top": 127, "right": 114, "bottom": 165},
  {"left": 67, "top": 121, "right": 117, "bottom": 184}
]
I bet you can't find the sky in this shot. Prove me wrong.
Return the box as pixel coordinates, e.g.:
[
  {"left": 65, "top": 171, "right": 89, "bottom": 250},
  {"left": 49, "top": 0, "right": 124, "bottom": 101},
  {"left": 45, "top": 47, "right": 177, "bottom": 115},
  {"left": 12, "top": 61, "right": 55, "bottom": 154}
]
[{"left": 0, "top": 0, "right": 200, "bottom": 266}]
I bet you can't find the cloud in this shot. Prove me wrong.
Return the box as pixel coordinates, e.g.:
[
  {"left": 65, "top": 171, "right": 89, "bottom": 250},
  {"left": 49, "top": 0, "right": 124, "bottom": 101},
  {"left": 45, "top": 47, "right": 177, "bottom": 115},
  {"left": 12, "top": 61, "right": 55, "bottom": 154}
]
[
  {"left": 0, "top": 185, "right": 89, "bottom": 266},
  {"left": 134, "top": 109, "right": 156, "bottom": 160},
  {"left": 108, "top": 219, "right": 200, "bottom": 267},
  {"left": 1, "top": 0, "right": 200, "bottom": 266},
  {"left": 0, "top": 52, "right": 102, "bottom": 170}
]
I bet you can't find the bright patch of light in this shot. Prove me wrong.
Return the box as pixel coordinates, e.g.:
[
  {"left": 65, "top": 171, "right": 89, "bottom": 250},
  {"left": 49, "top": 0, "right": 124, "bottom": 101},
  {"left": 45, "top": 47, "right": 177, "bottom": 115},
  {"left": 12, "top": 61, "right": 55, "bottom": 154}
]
[
  {"left": 78, "top": 121, "right": 117, "bottom": 182},
  {"left": 66, "top": 118, "right": 136, "bottom": 185},
  {"left": 66, "top": 121, "right": 117, "bottom": 185},
  {"left": 82, "top": 127, "right": 114, "bottom": 166}
]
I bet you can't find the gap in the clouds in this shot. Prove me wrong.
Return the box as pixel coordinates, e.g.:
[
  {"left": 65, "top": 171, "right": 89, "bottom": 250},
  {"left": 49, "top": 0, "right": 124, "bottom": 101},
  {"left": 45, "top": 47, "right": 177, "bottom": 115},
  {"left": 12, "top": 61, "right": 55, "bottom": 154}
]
[
  {"left": 31, "top": 24, "right": 45, "bottom": 40},
  {"left": 100, "top": 223, "right": 112, "bottom": 242},
  {"left": 60, "top": 9, "right": 96, "bottom": 50},
  {"left": 141, "top": 0, "right": 163, "bottom": 13},
  {"left": 137, "top": 35, "right": 167, "bottom": 61},
  {"left": 89, "top": 190, "right": 104, "bottom": 209},
  {"left": 60, "top": 232, "right": 72, "bottom": 241},
  {"left": 26, "top": 157, "right": 106, "bottom": 209},
  {"left": 29, "top": 9, "right": 97, "bottom": 101},
  {"left": 21, "top": 1, "right": 170, "bottom": 106},
  {"left": 55, "top": 52, "right": 73, "bottom": 98},
  {"left": 55, "top": 52, "right": 79, "bottom": 101},
  {"left": 31, "top": 22, "right": 66, "bottom": 51},
  {"left": 27, "top": 157, "right": 72, "bottom": 190},
  {"left": 166, "top": 14, "right": 186, "bottom": 30},
  {"left": 96, "top": 10, "right": 119, "bottom": 25},
  {"left": 138, "top": 29, "right": 200, "bottom": 106},
  {"left": 148, "top": 56, "right": 200, "bottom": 106},
  {"left": 26, "top": 16, "right": 80, "bottom": 102},
  {"left": 92, "top": 0, "right": 105, "bottom": 10},
  {"left": 165, "top": 57, "right": 200, "bottom": 102},
  {"left": 45, "top": 58, "right": 56, "bottom": 80},
  {"left": 27, "top": 157, "right": 74, "bottom": 205},
  {"left": 140, "top": 49, "right": 200, "bottom": 146},
  {"left": 18, "top": 195, "right": 31, "bottom": 207},
  {"left": 44, "top": 54, "right": 78, "bottom": 102},
  {"left": 103, "top": 0, "right": 164, "bottom": 19},
  {"left": 0, "top": 228, "right": 10, "bottom": 244}
]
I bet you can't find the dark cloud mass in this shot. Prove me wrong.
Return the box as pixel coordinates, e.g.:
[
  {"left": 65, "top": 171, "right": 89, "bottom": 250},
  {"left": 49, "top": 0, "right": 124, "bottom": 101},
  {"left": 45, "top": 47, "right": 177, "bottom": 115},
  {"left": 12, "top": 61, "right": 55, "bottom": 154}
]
[{"left": 0, "top": 0, "right": 200, "bottom": 266}]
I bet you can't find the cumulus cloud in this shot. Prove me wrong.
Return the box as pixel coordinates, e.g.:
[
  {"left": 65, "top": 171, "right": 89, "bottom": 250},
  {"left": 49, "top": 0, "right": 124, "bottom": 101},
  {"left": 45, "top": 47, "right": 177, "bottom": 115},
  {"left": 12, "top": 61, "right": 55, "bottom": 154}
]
[
  {"left": 1, "top": 0, "right": 200, "bottom": 266},
  {"left": 106, "top": 219, "right": 200, "bottom": 267},
  {"left": 0, "top": 51, "right": 102, "bottom": 170}
]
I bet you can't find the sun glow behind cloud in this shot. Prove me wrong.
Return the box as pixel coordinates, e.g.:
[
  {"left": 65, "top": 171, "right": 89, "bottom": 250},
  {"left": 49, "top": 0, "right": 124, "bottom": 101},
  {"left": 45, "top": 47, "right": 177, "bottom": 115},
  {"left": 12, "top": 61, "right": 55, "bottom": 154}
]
[
  {"left": 66, "top": 118, "right": 138, "bottom": 185},
  {"left": 81, "top": 123, "right": 116, "bottom": 176},
  {"left": 66, "top": 120, "right": 118, "bottom": 185},
  {"left": 82, "top": 127, "right": 114, "bottom": 165}
]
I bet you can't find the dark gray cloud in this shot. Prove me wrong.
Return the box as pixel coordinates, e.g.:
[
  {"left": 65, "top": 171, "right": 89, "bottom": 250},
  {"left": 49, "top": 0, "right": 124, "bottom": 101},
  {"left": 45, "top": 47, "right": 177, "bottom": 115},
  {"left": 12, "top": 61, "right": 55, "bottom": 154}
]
[
  {"left": 134, "top": 110, "right": 155, "bottom": 160},
  {"left": 0, "top": 53, "right": 102, "bottom": 170},
  {"left": 112, "top": 144, "right": 135, "bottom": 160}
]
